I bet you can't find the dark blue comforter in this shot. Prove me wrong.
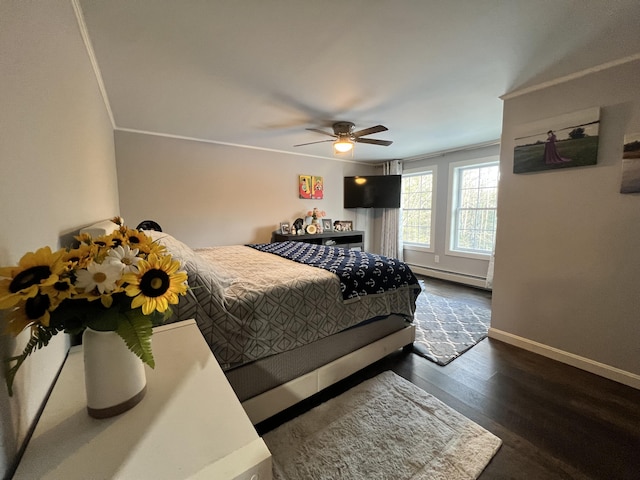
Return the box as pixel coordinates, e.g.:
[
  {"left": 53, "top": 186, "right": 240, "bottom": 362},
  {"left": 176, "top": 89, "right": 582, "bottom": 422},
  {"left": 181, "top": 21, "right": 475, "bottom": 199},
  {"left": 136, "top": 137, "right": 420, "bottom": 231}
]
[{"left": 247, "top": 241, "right": 420, "bottom": 301}]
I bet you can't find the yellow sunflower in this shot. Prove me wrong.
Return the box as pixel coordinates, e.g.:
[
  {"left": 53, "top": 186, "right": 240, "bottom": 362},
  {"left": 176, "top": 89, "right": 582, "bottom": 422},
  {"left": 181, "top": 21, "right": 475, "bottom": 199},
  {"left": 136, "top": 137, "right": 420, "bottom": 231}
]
[
  {"left": 0, "top": 247, "right": 66, "bottom": 309},
  {"left": 3, "top": 293, "right": 52, "bottom": 335},
  {"left": 64, "top": 243, "right": 95, "bottom": 269},
  {"left": 123, "top": 253, "right": 188, "bottom": 315},
  {"left": 74, "top": 232, "right": 116, "bottom": 257},
  {"left": 41, "top": 277, "right": 77, "bottom": 310},
  {"left": 108, "top": 230, "right": 125, "bottom": 248},
  {"left": 90, "top": 233, "right": 116, "bottom": 251},
  {"left": 121, "top": 228, "right": 165, "bottom": 255},
  {"left": 74, "top": 232, "right": 93, "bottom": 245}
]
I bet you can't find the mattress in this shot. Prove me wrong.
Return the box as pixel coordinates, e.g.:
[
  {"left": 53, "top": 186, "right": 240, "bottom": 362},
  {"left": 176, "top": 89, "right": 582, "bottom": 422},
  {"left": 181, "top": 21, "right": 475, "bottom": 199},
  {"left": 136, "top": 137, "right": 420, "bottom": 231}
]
[{"left": 225, "top": 314, "right": 409, "bottom": 402}]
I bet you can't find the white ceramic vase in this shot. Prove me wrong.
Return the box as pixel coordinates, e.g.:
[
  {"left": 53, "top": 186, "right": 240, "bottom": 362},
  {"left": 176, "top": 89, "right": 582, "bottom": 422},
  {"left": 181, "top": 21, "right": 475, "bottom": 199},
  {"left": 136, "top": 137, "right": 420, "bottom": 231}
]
[{"left": 83, "top": 328, "right": 147, "bottom": 419}]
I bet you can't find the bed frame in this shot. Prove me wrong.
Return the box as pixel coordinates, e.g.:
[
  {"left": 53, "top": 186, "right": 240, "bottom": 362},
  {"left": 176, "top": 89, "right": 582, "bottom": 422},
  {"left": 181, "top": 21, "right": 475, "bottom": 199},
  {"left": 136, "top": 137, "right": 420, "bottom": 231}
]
[{"left": 241, "top": 324, "right": 415, "bottom": 424}]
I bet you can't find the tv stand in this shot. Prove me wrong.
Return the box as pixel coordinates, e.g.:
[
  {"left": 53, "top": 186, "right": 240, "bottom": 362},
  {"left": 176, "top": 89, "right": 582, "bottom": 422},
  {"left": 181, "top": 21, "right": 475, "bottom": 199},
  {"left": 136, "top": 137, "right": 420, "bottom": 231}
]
[{"left": 272, "top": 230, "right": 364, "bottom": 250}]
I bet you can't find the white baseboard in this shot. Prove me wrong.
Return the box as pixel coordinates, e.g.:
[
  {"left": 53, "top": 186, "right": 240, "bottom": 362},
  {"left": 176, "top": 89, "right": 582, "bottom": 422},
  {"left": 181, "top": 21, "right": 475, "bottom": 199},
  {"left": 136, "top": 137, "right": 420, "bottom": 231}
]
[
  {"left": 489, "top": 328, "right": 640, "bottom": 390},
  {"left": 409, "top": 265, "right": 488, "bottom": 289}
]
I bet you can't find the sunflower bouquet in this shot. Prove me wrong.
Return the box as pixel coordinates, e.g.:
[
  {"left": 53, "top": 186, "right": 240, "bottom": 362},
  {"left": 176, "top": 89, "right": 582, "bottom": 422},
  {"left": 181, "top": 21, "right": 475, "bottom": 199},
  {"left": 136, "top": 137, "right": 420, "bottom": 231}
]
[{"left": 0, "top": 218, "right": 188, "bottom": 395}]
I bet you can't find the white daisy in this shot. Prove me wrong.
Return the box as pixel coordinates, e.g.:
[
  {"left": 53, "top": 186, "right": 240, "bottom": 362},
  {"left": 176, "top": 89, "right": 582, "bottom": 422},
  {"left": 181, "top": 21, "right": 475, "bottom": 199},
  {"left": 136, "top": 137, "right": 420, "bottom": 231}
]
[
  {"left": 75, "top": 261, "right": 124, "bottom": 294},
  {"left": 106, "top": 245, "right": 142, "bottom": 273}
]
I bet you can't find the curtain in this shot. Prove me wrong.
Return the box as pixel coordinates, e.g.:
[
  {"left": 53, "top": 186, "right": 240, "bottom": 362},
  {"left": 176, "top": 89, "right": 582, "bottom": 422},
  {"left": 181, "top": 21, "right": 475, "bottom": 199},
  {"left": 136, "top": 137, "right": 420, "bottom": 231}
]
[
  {"left": 485, "top": 250, "right": 495, "bottom": 289},
  {"left": 380, "top": 160, "right": 403, "bottom": 260}
]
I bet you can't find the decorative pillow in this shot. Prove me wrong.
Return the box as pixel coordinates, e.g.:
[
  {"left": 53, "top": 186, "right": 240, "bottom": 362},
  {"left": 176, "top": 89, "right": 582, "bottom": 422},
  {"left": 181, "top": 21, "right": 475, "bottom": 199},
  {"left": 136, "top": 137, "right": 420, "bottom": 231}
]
[
  {"left": 79, "top": 219, "right": 120, "bottom": 237},
  {"left": 136, "top": 220, "right": 162, "bottom": 232}
]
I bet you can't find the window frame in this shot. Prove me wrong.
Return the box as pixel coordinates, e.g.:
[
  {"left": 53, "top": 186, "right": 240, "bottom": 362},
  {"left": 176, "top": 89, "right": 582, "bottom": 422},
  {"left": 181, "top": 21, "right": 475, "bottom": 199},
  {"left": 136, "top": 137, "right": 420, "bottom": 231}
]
[
  {"left": 445, "top": 156, "right": 499, "bottom": 260},
  {"left": 401, "top": 166, "right": 437, "bottom": 253}
]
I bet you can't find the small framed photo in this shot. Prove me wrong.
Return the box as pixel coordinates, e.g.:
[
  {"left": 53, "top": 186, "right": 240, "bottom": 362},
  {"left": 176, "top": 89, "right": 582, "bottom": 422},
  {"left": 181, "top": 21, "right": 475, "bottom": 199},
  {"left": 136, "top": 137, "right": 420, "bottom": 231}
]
[
  {"left": 280, "top": 222, "right": 290, "bottom": 234},
  {"left": 322, "top": 218, "right": 333, "bottom": 231},
  {"left": 334, "top": 220, "right": 353, "bottom": 232}
]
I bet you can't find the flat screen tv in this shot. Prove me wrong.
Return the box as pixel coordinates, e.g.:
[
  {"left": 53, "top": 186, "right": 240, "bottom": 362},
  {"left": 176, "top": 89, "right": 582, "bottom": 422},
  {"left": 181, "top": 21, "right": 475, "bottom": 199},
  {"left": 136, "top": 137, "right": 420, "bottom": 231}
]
[{"left": 344, "top": 175, "right": 401, "bottom": 208}]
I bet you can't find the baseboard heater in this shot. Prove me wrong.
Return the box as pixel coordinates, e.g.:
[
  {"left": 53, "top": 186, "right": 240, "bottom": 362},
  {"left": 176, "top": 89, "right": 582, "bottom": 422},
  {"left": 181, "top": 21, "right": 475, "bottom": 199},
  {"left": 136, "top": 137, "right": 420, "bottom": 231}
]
[{"left": 408, "top": 264, "right": 489, "bottom": 289}]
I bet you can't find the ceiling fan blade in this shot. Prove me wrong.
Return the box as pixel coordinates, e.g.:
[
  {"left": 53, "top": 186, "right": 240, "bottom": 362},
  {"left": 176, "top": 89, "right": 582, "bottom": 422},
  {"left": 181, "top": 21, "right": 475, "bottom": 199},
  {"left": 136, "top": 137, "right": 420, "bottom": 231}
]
[
  {"left": 306, "top": 128, "right": 337, "bottom": 138},
  {"left": 294, "top": 139, "right": 335, "bottom": 147},
  {"left": 355, "top": 137, "right": 393, "bottom": 146},
  {"left": 352, "top": 125, "right": 388, "bottom": 138}
]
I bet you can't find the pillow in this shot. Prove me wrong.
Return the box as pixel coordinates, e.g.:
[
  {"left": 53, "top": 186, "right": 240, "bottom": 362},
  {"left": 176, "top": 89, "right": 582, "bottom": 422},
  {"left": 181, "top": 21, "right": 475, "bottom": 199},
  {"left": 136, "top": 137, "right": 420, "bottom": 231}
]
[
  {"left": 136, "top": 220, "right": 162, "bottom": 232},
  {"left": 146, "top": 231, "right": 231, "bottom": 300},
  {"left": 79, "top": 219, "right": 120, "bottom": 237},
  {"left": 146, "top": 231, "right": 200, "bottom": 265}
]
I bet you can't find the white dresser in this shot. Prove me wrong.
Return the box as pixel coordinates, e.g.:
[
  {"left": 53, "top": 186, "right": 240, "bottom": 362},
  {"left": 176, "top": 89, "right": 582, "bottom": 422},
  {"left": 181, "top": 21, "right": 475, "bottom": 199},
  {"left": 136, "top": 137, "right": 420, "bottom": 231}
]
[{"left": 14, "top": 320, "right": 272, "bottom": 480}]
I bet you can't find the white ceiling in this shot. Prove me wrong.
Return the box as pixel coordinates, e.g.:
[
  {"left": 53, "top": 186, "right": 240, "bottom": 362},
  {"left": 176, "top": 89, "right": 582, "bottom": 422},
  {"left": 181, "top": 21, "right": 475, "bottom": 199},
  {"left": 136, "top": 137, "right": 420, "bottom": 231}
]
[{"left": 78, "top": 0, "right": 640, "bottom": 163}]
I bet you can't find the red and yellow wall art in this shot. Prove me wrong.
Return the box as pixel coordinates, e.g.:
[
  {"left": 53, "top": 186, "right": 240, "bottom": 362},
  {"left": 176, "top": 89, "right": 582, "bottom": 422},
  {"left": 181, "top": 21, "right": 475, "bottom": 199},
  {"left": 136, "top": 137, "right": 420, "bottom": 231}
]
[{"left": 299, "top": 175, "right": 323, "bottom": 199}]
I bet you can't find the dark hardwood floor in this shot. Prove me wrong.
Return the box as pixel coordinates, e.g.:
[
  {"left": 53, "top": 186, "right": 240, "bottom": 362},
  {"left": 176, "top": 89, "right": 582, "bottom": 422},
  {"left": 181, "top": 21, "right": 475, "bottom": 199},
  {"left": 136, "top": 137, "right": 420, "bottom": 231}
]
[{"left": 257, "top": 277, "right": 640, "bottom": 480}]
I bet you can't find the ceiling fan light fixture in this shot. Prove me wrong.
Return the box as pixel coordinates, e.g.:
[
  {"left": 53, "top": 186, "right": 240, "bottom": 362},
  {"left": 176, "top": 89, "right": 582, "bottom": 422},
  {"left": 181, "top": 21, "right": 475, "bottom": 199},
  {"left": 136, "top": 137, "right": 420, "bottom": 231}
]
[
  {"left": 294, "top": 121, "right": 391, "bottom": 154},
  {"left": 333, "top": 138, "right": 354, "bottom": 154}
]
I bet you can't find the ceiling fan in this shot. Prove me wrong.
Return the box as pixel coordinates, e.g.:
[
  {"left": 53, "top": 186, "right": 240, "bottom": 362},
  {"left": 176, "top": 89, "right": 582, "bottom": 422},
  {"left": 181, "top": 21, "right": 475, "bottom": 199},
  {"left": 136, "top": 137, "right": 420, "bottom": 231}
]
[{"left": 294, "top": 122, "right": 393, "bottom": 154}]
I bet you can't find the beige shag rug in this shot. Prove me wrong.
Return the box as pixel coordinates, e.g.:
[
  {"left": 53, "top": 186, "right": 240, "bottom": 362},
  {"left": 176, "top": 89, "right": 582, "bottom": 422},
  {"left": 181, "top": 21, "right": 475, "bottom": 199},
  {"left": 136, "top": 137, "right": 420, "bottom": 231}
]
[{"left": 263, "top": 371, "right": 501, "bottom": 479}]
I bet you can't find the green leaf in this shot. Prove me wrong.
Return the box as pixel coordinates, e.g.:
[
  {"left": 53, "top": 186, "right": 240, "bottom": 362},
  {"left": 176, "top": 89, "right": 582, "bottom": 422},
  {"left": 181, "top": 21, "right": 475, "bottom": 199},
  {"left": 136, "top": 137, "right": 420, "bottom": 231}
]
[
  {"left": 115, "top": 312, "right": 155, "bottom": 368},
  {"left": 84, "top": 306, "right": 121, "bottom": 332},
  {"left": 4, "top": 324, "right": 62, "bottom": 396}
]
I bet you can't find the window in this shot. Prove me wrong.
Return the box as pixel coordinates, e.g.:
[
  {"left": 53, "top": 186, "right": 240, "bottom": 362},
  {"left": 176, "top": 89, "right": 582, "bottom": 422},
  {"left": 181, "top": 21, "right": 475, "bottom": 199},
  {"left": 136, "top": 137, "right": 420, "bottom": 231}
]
[
  {"left": 448, "top": 159, "right": 499, "bottom": 256},
  {"left": 401, "top": 170, "right": 435, "bottom": 248}
]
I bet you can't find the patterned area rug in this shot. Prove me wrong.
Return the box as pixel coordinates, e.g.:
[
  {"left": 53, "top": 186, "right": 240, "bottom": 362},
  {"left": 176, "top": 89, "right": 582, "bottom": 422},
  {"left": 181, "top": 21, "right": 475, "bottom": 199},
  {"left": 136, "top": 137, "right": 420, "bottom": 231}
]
[
  {"left": 264, "top": 371, "right": 502, "bottom": 479},
  {"left": 413, "top": 280, "right": 491, "bottom": 365}
]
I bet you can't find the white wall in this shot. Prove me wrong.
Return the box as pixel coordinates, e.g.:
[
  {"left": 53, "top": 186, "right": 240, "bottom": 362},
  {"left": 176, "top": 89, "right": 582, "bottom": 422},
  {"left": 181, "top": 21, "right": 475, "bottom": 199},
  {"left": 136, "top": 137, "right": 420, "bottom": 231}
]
[
  {"left": 491, "top": 59, "right": 640, "bottom": 385},
  {"left": 0, "top": 2, "right": 119, "bottom": 477},
  {"left": 115, "top": 130, "right": 376, "bottom": 249}
]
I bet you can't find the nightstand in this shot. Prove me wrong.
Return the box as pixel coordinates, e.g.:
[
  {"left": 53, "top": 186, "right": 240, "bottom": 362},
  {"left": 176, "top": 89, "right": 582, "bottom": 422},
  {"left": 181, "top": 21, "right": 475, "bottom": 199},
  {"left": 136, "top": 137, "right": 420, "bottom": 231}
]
[{"left": 13, "top": 320, "right": 272, "bottom": 480}]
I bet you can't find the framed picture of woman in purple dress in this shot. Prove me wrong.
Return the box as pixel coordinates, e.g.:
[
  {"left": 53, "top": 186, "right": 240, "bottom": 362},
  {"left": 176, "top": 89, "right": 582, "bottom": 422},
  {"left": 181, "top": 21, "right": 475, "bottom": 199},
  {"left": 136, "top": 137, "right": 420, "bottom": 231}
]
[
  {"left": 621, "top": 132, "right": 640, "bottom": 194},
  {"left": 513, "top": 107, "right": 600, "bottom": 174}
]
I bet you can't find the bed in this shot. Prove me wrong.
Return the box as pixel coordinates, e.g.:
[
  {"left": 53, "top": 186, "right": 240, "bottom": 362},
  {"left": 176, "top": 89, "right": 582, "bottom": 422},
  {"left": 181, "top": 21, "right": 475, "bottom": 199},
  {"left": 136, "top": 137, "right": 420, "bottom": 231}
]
[{"left": 144, "top": 231, "right": 421, "bottom": 423}]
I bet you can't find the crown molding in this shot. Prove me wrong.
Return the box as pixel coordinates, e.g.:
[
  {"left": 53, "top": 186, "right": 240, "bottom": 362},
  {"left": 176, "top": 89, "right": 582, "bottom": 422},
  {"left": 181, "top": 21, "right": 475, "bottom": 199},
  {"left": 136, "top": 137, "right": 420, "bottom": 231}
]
[
  {"left": 72, "top": 0, "right": 115, "bottom": 129},
  {"left": 501, "top": 53, "right": 640, "bottom": 100},
  {"left": 114, "top": 127, "right": 370, "bottom": 165},
  {"left": 403, "top": 139, "right": 500, "bottom": 164}
]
